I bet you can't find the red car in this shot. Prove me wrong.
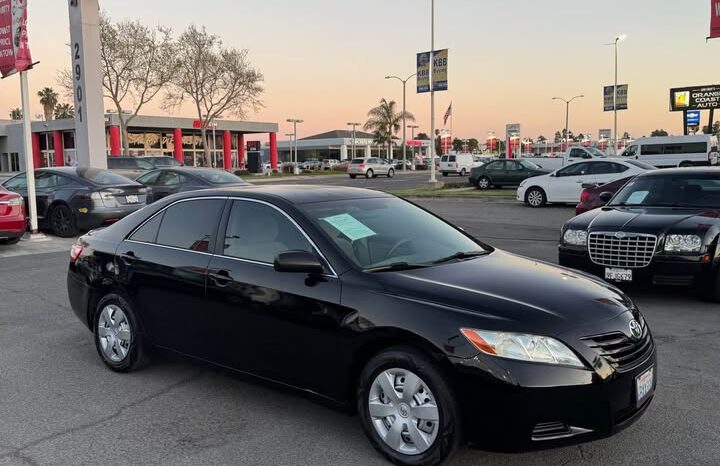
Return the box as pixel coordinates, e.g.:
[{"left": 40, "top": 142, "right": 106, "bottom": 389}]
[
  {"left": 0, "top": 185, "right": 26, "bottom": 244},
  {"left": 576, "top": 176, "right": 634, "bottom": 215}
]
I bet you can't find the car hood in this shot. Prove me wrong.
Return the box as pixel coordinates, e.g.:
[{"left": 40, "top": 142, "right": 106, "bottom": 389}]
[
  {"left": 568, "top": 206, "right": 720, "bottom": 235},
  {"left": 375, "top": 250, "right": 634, "bottom": 336}
]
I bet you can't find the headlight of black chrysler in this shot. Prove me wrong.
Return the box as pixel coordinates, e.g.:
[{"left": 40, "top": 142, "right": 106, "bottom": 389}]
[
  {"left": 664, "top": 234, "right": 702, "bottom": 253},
  {"left": 460, "top": 329, "right": 585, "bottom": 367},
  {"left": 563, "top": 229, "right": 588, "bottom": 246}
]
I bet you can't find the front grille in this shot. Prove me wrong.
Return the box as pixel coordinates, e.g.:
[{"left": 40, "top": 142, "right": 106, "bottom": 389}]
[
  {"left": 581, "top": 325, "right": 653, "bottom": 372},
  {"left": 588, "top": 232, "right": 657, "bottom": 268}
]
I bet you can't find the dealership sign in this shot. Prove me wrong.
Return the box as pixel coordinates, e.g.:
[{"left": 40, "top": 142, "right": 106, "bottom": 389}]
[
  {"left": 670, "top": 85, "right": 720, "bottom": 111},
  {"left": 416, "top": 52, "right": 431, "bottom": 93},
  {"left": 599, "top": 129, "right": 611, "bottom": 140},
  {"left": 686, "top": 110, "right": 701, "bottom": 126},
  {"left": 417, "top": 49, "right": 448, "bottom": 93},
  {"left": 604, "top": 84, "right": 628, "bottom": 111},
  {"left": 0, "top": 0, "right": 33, "bottom": 78},
  {"left": 506, "top": 123, "right": 520, "bottom": 135}
]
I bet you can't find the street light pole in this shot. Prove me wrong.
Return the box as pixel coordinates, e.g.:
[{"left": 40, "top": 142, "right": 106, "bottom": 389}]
[
  {"left": 552, "top": 95, "right": 584, "bottom": 150},
  {"left": 385, "top": 73, "right": 416, "bottom": 172},
  {"left": 285, "top": 133, "right": 294, "bottom": 166},
  {"left": 429, "top": 0, "right": 437, "bottom": 183},
  {"left": 408, "top": 124, "right": 419, "bottom": 170},
  {"left": 347, "top": 122, "right": 361, "bottom": 159},
  {"left": 286, "top": 119, "right": 303, "bottom": 174},
  {"left": 605, "top": 34, "right": 626, "bottom": 155}
]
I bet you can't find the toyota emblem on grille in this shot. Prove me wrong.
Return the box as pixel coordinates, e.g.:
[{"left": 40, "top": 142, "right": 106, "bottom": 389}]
[
  {"left": 615, "top": 232, "right": 626, "bottom": 239},
  {"left": 628, "top": 320, "right": 642, "bottom": 340}
]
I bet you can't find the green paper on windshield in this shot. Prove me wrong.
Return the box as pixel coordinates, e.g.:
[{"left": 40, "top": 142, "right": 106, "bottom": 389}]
[
  {"left": 626, "top": 191, "right": 648, "bottom": 204},
  {"left": 322, "top": 213, "right": 376, "bottom": 241}
]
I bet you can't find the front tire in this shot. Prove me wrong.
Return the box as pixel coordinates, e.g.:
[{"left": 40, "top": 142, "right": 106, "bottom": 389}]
[
  {"left": 93, "top": 294, "right": 148, "bottom": 372},
  {"left": 50, "top": 204, "right": 78, "bottom": 238},
  {"left": 525, "top": 187, "right": 547, "bottom": 207},
  {"left": 357, "top": 347, "right": 461, "bottom": 466},
  {"left": 476, "top": 176, "right": 491, "bottom": 190}
]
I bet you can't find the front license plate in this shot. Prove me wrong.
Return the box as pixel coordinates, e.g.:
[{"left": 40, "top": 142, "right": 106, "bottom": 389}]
[
  {"left": 635, "top": 366, "right": 654, "bottom": 407},
  {"left": 125, "top": 195, "right": 139, "bottom": 204},
  {"left": 605, "top": 267, "right": 632, "bottom": 282}
]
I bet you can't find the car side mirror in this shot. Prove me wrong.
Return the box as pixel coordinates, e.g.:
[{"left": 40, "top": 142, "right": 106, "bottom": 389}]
[
  {"left": 274, "top": 250, "right": 324, "bottom": 274},
  {"left": 599, "top": 192, "right": 613, "bottom": 203}
]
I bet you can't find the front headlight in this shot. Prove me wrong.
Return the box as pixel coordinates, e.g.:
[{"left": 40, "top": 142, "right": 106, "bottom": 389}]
[
  {"left": 664, "top": 234, "right": 702, "bottom": 253},
  {"left": 563, "top": 229, "right": 587, "bottom": 246},
  {"left": 460, "top": 328, "right": 584, "bottom": 367},
  {"left": 519, "top": 179, "right": 527, "bottom": 188}
]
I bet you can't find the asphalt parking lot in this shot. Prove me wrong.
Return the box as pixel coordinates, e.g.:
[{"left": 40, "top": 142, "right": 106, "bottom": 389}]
[{"left": 0, "top": 191, "right": 718, "bottom": 465}]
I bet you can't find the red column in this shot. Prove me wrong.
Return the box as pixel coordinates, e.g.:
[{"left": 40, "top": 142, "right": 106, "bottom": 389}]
[
  {"left": 269, "top": 132, "right": 278, "bottom": 170},
  {"left": 173, "top": 128, "right": 183, "bottom": 163},
  {"left": 109, "top": 126, "right": 121, "bottom": 156},
  {"left": 238, "top": 133, "right": 245, "bottom": 168},
  {"left": 223, "top": 130, "right": 232, "bottom": 170},
  {"left": 53, "top": 131, "right": 64, "bottom": 167},
  {"left": 31, "top": 133, "right": 41, "bottom": 168}
]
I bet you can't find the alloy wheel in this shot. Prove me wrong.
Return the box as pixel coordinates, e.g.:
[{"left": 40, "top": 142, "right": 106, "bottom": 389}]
[
  {"left": 527, "top": 189, "right": 544, "bottom": 207},
  {"left": 52, "top": 206, "right": 73, "bottom": 236},
  {"left": 368, "top": 368, "right": 440, "bottom": 455},
  {"left": 97, "top": 304, "right": 132, "bottom": 362}
]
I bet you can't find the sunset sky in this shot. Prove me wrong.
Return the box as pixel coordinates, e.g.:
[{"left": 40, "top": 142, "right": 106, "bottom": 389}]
[{"left": 1, "top": 0, "right": 719, "bottom": 142}]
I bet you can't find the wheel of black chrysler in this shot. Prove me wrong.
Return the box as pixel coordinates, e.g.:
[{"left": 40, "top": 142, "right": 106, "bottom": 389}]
[
  {"left": 387, "top": 168, "right": 395, "bottom": 178},
  {"left": 358, "top": 347, "right": 460, "bottom": 466},
  {"left": 366, "top": 169, "right": 374, "bottom": 179},
  {"left": 94, "top": 294, "right": 148, "bottom": 372},
  {"left": 349, "top": 174, "right": 357, "bottom": 179},
  {"left": 525, "top": 187, "right": 546, "bottom": 207},
  {"left": 50, "top": 204, "right": 78, "bottom": 238},
  {"left": 476, "top": 176, "right": 490, "bottom": 190},
  {"left": 460, "top": 168, "right": 466, "bottom": 176}
]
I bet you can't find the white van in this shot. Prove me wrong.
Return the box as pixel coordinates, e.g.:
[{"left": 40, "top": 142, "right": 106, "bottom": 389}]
[
  {"left": 619, "top": 135, "right": 718, "bottom": 167},
  {"left": 440, "top": 153, "right": 474, "bottom": 176}
]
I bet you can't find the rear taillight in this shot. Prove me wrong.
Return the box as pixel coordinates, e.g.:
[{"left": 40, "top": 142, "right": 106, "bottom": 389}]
[
  {"left": 358, "top": 163, "right": 365, "bottom": 168},
  {"left": 580, "top": 190, "right": 590, "bottom": 203},
  {"left": 8, "top": 197, "right": 23, "bottom": 206},
  {"left": 70, "top": 240, "right": 83, "bottom": 263}
]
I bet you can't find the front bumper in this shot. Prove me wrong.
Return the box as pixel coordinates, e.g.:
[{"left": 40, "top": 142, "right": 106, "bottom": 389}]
[
  {"left": 451, "top": 347, "right": 656, "bottom": 451},
  {"left": 559, "top": 246, "right": 713, "bottom": 286}
]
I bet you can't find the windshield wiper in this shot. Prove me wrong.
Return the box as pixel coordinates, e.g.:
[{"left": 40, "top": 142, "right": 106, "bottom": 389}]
[
  {"left": 364, "top": 262, "right": 431, "bottom": 273},
  {"left": 431, "top": 250, "right": 488, "bottom": 264}
]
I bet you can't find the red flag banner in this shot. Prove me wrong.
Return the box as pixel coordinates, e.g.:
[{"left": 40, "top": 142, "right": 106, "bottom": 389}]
[
  {"left": 711, "top": 0, "right": 720, "bottom": 39},
  {"left": 0, "top": 0, "right": 32, "bottom": 78}
]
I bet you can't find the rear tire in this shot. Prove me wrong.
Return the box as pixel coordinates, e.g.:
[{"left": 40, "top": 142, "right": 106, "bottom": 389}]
[
  {"left": 525, "top": 187, "right": 547, "bottom": 207},
  {"left": 357, "top": 347, "right": 461, "bottom": 466},
  {"left": 366, "top": 169, "right": 374, "bottom": 179},
  {"left": 476, "top": 176, "right": 491, "bottom": 190},
  {"left": 93, "top": 293, "right": 149, "bottom": 373},
  {"left": 460, "top": 168, "right": 466, "bottom": 176},
  {"left": 49, "top": 204, "right": 78, "bottom": 238}
]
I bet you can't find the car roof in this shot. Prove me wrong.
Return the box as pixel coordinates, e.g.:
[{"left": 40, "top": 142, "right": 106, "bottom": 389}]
[
  {"left": 169, "top": 184, "right": 393, "bottom": 205},
  {"left": 636, "top": 167, "right": 720, "bottom": 177}
]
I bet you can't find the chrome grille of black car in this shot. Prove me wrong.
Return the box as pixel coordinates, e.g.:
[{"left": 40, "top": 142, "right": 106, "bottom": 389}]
[
  {"left": 581, "top": 325, "right": 653, "bottom": 372},
  {"left": 588, "top": 232, "right": 657, "bottom": 268}
]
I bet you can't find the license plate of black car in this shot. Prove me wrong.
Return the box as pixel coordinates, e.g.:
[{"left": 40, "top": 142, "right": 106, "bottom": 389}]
[
  {"left": 126, "top": 195, "right": 139, "bottom": 204},
  {"left": 605, "top": 267, "right": 632, "bottom": 282},
  {"left": 635, "top": 366, "right": 654, "bottom": 407}
]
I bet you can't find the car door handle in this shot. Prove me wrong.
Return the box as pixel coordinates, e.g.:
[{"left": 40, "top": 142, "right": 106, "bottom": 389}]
[
  {"left": 209, "top": 269, "right": 232, "bottom": 287},
  {"left": 119, "top": 251, "right": 137, "bottom": 264}
]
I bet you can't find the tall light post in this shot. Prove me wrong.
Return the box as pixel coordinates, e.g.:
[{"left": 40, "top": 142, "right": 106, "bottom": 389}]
[
  {"left": 347, "top": 122, "right": 361, "bottom": 159},
  {"left": 287, "top": 118, "right": 303, "bottom": 174},
  {"left": 606, "top": 34, "right": 626, "bottom": 154},
  {"left": 408, "top": 124, "right": 419, "bottom": 169},
  {"left": 429, "top": 0, "right": 437, "bottom": 183},
  {"left": 285, "top": 133, "right": 294, "bottom": 166},
  {"left": 203, "top": 114, "right": 223, "bottom": 167},
  {"left": 385, "top": 73, "right": 416, "bottom": 172},
  {"left": 552, "top": 95, "right": 584, "bottom": 150}
]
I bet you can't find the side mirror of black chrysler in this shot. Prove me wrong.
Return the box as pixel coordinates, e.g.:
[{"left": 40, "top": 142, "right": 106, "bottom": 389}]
[
  {"left": 274, "top": 250, "right": 324, "bottom": 275},
  {"left": 599, "top": 191, "right": 614, "bottom": 203}
]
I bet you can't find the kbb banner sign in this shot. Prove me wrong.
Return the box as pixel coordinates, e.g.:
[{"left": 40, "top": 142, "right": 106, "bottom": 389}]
[
  {"left": 0, "top": 0, "right": 32, "bottom": 78},
  {"left": 416, "top": 49, "right": 448, "bottom": 93}
]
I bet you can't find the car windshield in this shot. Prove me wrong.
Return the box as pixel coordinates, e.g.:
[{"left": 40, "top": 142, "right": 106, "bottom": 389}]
[
  {"left": 625, "top": 160, "right": 656, "bottom": 170},
  {"left": 300, "top": 197, "right": 487, "bottom": 270},
  {"left": 194, "top": 169, "right": 247, "bottom": 185},
  {"left": 519, "top": 160, "right": 541, "bottom": 169},
  {"left": 610, "top": 174, "right": 720, "bottom": 208},
  {"left": 76, "top": 168, "right": 136, "bottom": 185},
  {"left": 588, "top": 147, "right": 606, "bottom": 157}
]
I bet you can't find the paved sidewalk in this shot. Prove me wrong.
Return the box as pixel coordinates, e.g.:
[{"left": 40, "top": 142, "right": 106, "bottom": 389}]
[{"left": 0, "top": 234, "right": 75, "bottom": 259}]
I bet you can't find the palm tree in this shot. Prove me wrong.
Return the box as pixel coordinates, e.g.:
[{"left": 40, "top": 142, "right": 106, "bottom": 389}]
[
  {"left": 9, "top": 108, "right": 22, "bottom": 120},
  {"left": 54, "top": 103, "right": 75, "bottom": 120},
  {"left": 37, "top": 87, "right": 59, "bottom": 121},
  {"left": 364, "top": 98, "right": 415, "bottom": 158}
]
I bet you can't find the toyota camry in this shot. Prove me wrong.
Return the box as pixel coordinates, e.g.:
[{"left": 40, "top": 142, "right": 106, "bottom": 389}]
[{"left": 67, "top": 185, "right": 656, "bottom": 465}]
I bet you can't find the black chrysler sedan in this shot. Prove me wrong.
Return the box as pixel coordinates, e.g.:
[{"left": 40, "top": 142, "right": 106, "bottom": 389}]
[
  {"left": 135, "top": 167, "right": 248, "bottom": 202},
  {"left": 67, "top": 185, "right": 655, "bottom": 465},
  {"left": 2, "top": 167, "right": 149, "bottom": 237},
  {"left": 559, "top": 168, "right": 720, "bottom": 300}
]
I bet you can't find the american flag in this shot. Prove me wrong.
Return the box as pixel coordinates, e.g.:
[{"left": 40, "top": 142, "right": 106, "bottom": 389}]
[{"left": 443, "top": 102, "right": 452, "bottom": 126}]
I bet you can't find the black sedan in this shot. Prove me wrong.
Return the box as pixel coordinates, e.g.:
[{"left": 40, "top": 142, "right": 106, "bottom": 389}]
[
  {"left": 135, "top": 167, "right": 247, "bottom": 202},
  {"left": 469, "top": 159, "right": 549, "bottom": 189},
  {"left": 560, "top": 168, "right": 720, "bottom": 300},
  {"left": 2, "top": 167, "right": 148, "bottom": 237},
  {"left": 67, "top": 185, "right": 655, "bottom": 465}
]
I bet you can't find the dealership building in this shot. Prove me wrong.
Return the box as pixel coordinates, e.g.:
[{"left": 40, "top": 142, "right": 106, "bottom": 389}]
[{"left": 0, "top": 114, "right": 279, "bottom": 174}]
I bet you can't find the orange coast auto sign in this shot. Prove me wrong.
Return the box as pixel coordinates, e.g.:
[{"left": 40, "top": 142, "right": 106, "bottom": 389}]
[
  {"left": 670, "top": 85, "right": 720, "bottom": 111},
  {"left": 0, "top": 0, "right": 32, "bottom": 77}
]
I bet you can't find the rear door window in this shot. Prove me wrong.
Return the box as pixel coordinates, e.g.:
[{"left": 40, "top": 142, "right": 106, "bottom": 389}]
[{"left": 155, "top": 199, "right": 225, "bottom": 252}]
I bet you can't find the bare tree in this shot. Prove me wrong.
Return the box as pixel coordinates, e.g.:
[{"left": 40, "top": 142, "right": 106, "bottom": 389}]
[{"left": 164, "top": 25, "right": 264, "bottom": 165}]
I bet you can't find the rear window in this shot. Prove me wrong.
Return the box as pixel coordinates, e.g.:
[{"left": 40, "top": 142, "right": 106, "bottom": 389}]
[
  {"left": 76, "top": 168, "right": 135, "bottom": 185},
  {"left": 448, "top": 156, "right": 456, "bottom": 162},
  {"left": 350, "top": 159, "right": 365, "bottom": 164},
  {"left": 440, "top": 156, "right": 449, "bottom": 162}
]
